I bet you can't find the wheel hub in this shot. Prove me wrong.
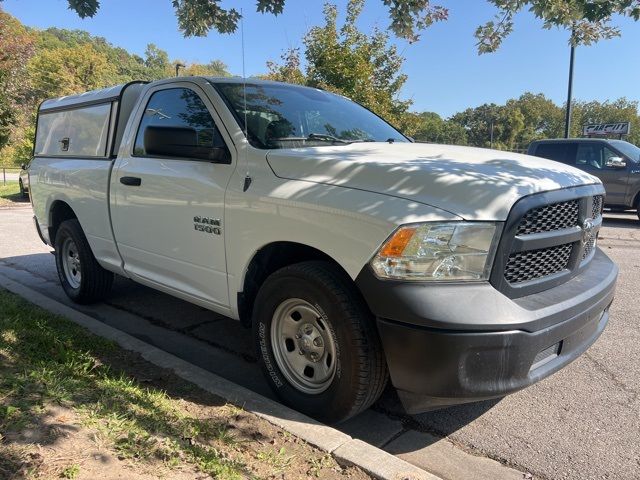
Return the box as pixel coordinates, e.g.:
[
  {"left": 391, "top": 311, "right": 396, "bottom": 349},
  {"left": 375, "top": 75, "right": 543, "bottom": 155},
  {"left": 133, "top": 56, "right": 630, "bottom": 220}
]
[
  {"left": 296, "top": 323, "right": 324, "bottom": 362},
  {"left": 61, "top": 237, "right": 82, "bottom": 289},
  {"left": 270, "top": 298, "right": 337, "bottom": 394}
]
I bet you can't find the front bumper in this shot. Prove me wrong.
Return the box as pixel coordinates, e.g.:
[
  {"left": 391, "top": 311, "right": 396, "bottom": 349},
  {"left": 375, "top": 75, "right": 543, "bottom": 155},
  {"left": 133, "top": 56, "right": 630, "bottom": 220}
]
[{"left": 356, "top": 249, "right": 617, "bottom": 413}]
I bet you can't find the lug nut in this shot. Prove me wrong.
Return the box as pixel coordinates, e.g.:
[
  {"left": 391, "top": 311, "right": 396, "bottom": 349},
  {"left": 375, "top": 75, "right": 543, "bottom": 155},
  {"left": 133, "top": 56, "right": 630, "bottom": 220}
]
[{"left": 313, "top": 337, "right": 323, "bottom": 347}]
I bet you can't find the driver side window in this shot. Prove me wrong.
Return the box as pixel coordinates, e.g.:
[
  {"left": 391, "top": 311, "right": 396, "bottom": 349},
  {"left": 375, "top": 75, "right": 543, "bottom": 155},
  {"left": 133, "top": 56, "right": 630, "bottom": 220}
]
[
  {"left": 133, "top": 88, "right": 228, "bottom": 161},
  {"left": 575, "top": 144, "right": 605, "bottom": 170}
]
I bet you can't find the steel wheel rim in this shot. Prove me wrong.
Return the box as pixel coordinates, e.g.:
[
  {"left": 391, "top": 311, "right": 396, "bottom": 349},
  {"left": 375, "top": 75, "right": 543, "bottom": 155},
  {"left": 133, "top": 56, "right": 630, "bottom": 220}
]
[
  {"left": 61, "top": 237, "right": 82, "bottom": 289},
  {"left": 271, "top": 298, "right": 337, "bottom": 394}
]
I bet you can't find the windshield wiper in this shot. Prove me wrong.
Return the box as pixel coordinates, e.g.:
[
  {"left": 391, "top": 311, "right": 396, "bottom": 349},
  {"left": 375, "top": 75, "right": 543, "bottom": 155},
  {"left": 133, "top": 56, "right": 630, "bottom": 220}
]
[{"left": 306, "top": 133, "right": 351, "bottom": 144}]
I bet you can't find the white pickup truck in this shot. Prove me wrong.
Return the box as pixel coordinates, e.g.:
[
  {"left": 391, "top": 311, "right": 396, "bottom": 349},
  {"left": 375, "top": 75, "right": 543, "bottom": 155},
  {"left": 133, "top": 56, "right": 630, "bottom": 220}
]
[{"left": 29, "top": 77, "right": 618, "bottom": 423}]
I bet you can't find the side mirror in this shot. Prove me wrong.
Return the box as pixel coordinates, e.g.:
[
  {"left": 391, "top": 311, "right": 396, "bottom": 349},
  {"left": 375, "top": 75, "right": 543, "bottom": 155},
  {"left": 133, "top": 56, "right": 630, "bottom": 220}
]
[
  {"left": 20, "top": 164, "right": 27, "bottom": 170},
  {"left": 605, "top": 156, "right": 626, "bottom": 169},
  {"left": 143, "top": 126, "right": 231, "bottom": 164}
]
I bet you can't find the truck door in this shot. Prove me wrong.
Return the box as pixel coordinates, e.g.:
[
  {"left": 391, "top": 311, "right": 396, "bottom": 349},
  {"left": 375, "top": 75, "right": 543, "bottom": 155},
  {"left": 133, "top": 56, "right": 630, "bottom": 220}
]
[
  {"left": 572, "top": 142, "right": 629, "bottom": 206},
  {"left": 110, "top": 83, "right": 235, "bottom": 310}
]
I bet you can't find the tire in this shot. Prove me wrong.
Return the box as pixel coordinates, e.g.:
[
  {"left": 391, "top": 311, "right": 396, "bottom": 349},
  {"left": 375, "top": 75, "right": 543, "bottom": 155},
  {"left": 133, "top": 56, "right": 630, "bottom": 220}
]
[
  {"left": 54, "top": 219, "right": 113, "bottom": 304},
  {"left": 253, "top": 261, "right": 388, "bottom": 424},
  {"left": 19, "top": 180, "right": 27, "bottom": 199}
]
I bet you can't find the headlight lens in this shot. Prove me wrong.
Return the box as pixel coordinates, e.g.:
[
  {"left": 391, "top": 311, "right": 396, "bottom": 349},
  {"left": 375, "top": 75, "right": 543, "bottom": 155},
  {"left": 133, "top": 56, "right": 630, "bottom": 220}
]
[{"left": 371, "top": 222, "right": 501, "bottom": 281}]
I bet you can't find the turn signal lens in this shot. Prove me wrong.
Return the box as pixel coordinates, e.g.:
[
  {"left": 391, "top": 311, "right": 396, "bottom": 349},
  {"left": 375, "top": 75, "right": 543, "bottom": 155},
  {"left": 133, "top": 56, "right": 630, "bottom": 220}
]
[
  {"left": 371, "top": 222, "right": 501, "bottom": 281},
  {"left": 379, "top": 226, "right": 416, "bottom": 257}
]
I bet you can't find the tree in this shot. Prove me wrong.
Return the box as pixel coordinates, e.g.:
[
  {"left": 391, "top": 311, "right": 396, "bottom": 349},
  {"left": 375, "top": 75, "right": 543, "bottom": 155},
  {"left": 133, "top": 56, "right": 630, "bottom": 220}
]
[
  {"left": 266, "top": 0, "right": 414, "bottom": 132},
  {"left": 506, "top": 93, "right": 564, "bottom": 147},
  {"left": 179, "top": 59, "right": 231, "bottom": 77},
  {"left": 410, "top": 112, "right": 468, "bottom": 145},
  {"left": 0, "top": 11, "right": 35, "bottom": 151},
  {"left": 265, "top": 48, "right": 306, "bottom": 85},
  {"left": 144, "top": 43, "right": 171, "bottom": 79},
  {"left": 450, "top": 103, "right": 527, "bottom": 150},
  {"left": 28, "top": 43, "right": 117, "bottom": 100},
  {"left": 571, "top": 98, "right": 640, "bottom": 145},
  {"left": 13, "top": 0, "right": 638, "bottom": 52},
  {"left": 476, "top": 0, "right": 640, "bottom": 53}
]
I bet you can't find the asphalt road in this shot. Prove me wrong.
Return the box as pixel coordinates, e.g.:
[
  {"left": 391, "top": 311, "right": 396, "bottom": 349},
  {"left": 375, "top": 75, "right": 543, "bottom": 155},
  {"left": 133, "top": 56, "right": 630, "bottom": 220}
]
[{"left": 0, "top": 204, "right": 638, "bottom": 480}]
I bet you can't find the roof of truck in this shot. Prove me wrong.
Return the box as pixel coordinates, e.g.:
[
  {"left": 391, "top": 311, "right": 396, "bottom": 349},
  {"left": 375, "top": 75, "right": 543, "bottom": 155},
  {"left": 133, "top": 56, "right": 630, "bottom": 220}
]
[
  {"left": 38, "top": 77, "right": 318, "bottom": 113},
  {"left": 39, "top": 83, "right": 133, "bottom": 112}
]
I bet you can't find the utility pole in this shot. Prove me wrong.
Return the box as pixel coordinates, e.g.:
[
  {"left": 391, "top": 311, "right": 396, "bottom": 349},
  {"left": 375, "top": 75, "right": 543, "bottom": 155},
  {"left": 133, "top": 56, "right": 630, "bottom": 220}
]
[
  {"left": 564, "top": 31, "right": 576, "bottom": 138},
  {"left": 490, "top": 119, "right": 495, "bottom": 149},
  {"left": 175, "top": 63, "right": 186, "bottom": 77}
]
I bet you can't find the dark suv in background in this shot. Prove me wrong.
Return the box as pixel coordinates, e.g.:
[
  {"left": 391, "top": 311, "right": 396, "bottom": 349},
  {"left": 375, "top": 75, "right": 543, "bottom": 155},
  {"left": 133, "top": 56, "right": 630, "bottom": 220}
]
[{"left": 528, "top": 138, "right": 640, "bottom": 219}]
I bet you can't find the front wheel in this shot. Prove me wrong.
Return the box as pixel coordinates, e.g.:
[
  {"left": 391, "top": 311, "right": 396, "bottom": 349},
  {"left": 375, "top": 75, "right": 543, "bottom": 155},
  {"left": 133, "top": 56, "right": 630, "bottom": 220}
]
[
  {"left": 253, "top": 261, "right": 388, "bottom": 424},
  {"left": 54, "top": 219, "right": 113, "bottom": 304}
]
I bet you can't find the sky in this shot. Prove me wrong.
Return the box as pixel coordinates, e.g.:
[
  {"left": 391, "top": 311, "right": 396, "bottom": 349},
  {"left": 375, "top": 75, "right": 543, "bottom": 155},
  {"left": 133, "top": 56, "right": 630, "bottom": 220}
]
[{"left": 3, "top": 0, "right": 639, "bottom": 118}]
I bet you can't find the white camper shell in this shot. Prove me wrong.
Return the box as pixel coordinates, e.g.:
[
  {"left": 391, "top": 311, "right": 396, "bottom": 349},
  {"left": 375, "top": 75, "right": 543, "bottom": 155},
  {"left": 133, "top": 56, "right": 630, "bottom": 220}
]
[{"left": 34, "top": 82, "right": 147, "bottom": 158}]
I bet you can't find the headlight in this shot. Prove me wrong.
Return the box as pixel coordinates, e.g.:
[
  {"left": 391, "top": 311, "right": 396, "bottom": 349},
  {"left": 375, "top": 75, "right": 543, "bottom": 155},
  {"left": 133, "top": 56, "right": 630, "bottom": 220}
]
[{"left": 371, "top": 222, "right": 501, "bottom": 281}]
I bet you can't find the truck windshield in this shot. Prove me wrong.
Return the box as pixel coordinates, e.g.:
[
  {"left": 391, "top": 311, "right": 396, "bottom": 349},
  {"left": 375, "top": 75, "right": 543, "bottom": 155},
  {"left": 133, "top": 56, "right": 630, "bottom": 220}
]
[
  {"left": 609, "top": 140, "right": 640, "bottom": 162},
  {"left": 212, "top": 82, "right": 407, "bottom": 149}
]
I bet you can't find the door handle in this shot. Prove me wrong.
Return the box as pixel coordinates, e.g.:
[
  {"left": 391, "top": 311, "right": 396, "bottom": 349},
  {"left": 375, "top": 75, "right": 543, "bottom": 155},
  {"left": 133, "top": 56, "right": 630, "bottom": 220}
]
[{"left": 120, "top": 176, "right": 142, "bottom": 186}]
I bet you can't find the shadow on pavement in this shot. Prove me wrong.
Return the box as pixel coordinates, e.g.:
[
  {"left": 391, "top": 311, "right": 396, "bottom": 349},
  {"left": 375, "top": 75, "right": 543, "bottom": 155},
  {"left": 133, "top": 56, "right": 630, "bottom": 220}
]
[
  {"left": 373, "top": 387, "right": 501, "bottom": 451},
  {"left": 602, "top": 212, "right": 638, "bottom": 229}
]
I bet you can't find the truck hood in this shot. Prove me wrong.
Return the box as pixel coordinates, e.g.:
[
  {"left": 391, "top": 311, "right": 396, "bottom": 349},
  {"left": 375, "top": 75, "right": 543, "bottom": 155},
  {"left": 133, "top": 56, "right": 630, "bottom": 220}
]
[{"left": 265, "top": 142, "right": 600, "bottom": 221}]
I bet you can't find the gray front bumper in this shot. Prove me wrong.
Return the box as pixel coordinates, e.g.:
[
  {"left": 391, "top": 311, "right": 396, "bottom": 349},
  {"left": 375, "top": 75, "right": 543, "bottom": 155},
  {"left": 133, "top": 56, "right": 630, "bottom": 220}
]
[{"left": 356, "top": 249, "right": 617, "bottom": 412}]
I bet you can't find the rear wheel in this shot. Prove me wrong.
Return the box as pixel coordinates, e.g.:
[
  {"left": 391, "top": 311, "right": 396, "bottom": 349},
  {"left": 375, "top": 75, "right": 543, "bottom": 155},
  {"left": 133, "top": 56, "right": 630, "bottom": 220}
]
[
  {"left": 54, "top": 219, "right": 113, "bottom": 304},
  {"left": 19, "top": 180, "right": 27, "bottom": 198},
  {"left": 253, "top": 261, "right": 388, "bottom": 423}
]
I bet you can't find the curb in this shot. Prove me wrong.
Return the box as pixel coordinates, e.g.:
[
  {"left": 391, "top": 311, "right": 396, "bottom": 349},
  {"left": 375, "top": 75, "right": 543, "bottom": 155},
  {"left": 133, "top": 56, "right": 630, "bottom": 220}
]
[{"left": 0, "top": 273, "right": 440, "bottom": 480}]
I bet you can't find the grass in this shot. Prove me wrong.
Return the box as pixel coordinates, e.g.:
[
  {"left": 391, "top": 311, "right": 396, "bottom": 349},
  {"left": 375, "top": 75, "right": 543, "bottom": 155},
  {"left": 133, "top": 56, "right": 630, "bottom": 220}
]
[
  {"left": 255, "top": 446, "right": 296, "bottom": 474},
  {"left": 0, "top": 181, "right": 25, "bottom": 207},
  {"left": 0, "top": 289, "right": 246, "bottom": 479},
  {"left": 61, "top": 463, "right": 80, "bottom": 479},
  {"left": 0, "top": 289, "right": 368, "bottom": 480}
]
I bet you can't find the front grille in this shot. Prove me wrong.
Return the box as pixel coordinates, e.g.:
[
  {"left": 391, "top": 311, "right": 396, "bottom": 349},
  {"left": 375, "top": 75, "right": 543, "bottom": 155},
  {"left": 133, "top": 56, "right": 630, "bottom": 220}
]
[
  {"left": 582, "top": 235, "right": 596, "bottom": 260},
  {"left": 592, "top": 195, "right": 603, "bottom": 219},
  {"left": 516, "top": 200, "right": 579, "bottom": 235},
  {"left": 495, "top": 189, "right": 604, "bottom": 295},
  {"left": 504, "top": 244, "right": 573, "bottom": 283}
]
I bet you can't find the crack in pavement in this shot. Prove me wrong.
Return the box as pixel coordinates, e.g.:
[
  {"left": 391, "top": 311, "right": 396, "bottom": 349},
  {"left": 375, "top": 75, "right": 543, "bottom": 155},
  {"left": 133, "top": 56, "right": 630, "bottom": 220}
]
[{"left": 583, "top": 352, "right": 638, "bottom": 404}]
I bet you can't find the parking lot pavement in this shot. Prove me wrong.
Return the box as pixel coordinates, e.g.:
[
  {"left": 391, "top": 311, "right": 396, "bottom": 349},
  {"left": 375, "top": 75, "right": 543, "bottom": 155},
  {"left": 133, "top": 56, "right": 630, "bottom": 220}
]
[{"left": 1, "top": 207, "right": 638, "bottom": 480}]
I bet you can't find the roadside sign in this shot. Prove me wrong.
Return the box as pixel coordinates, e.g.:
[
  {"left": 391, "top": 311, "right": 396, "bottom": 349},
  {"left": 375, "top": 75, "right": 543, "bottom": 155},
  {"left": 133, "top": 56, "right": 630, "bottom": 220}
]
[{"left": 582, "top": 122, "right": 631, "bottom": 137}]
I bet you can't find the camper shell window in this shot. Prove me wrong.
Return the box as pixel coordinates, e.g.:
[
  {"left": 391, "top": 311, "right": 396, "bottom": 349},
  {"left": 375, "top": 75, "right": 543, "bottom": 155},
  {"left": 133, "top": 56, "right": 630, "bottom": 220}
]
[{"left": 34, "top": 103, "right": 113, "bottom": 158}]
